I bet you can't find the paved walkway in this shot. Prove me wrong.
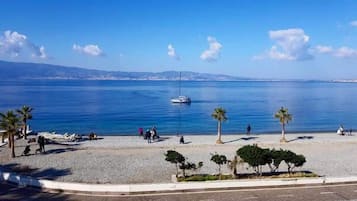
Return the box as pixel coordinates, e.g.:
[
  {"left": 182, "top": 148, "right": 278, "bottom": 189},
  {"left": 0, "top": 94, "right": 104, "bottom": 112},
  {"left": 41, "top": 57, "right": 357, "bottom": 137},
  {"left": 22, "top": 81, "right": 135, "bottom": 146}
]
[{"left": 2, "top": 132, "right": 357, "bottom": 193}]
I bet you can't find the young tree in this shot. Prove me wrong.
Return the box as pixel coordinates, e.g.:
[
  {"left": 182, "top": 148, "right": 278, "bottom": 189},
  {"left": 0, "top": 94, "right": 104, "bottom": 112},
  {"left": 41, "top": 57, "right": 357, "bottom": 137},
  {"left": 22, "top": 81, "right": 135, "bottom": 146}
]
[
  {"left": 274, "top": 107, "right": 292, "bottom": 143},
  {"left": 228, "top": 155, "right": 243, "bottom": 178},
  {"left": 237, "top": 144, "right": 272, "bottom": 176},
  {"left": 0, "top": 111, "right": 20, "bottom": 158},
  {"left": 164, "top": 150, "right": 203, "bottom": 178},
  {"left": 179, "top": 161, "right": 202, "bottom": 177},
  {"left": 164, "top": 150, "right": 185, "bottom": 177},
  {"left": 283, "top": 150, "right": 306, "bottom": 174},
  {"left": 269, "top": 149, "right": 286, "bottom": 172},
  {"left": 210, "top": 153, "right": 228, "bottom": 179},
  {"left": 211, "top": 107, "right": 227, "bottom": 144},
  {"left": 16, "top": 105, "right": 33, "bottom": 139}
]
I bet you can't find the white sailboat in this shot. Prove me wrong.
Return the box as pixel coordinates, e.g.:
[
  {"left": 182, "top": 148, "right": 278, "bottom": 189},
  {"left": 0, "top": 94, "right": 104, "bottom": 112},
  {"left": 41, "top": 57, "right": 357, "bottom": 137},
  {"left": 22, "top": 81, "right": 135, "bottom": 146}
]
[{"left": 170, "top": 72, "right": 191, "bottom": 104}]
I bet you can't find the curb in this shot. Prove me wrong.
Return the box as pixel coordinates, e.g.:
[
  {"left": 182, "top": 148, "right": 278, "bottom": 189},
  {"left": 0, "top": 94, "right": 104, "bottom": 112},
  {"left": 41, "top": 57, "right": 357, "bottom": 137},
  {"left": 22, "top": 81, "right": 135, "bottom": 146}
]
[{"left": 2, "top": 169, "right": 357, "bottom": 194}]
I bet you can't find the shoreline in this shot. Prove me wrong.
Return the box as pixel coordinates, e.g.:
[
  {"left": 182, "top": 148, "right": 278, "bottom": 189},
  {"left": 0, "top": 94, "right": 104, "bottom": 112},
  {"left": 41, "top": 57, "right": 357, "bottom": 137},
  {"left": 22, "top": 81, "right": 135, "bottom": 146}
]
[
  {"left": 73, "top": 132, "right": 355, "bottom": 148},
  {"left": 32, "top": 130, "right": 342, "bottom": 137}
]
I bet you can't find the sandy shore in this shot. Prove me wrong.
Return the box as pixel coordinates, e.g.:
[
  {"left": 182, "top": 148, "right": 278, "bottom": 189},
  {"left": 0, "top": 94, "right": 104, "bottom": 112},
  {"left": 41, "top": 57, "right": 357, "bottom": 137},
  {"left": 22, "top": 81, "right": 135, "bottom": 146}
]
[{"left": 1, "top": 132, "right": 357, "bottom": 184}]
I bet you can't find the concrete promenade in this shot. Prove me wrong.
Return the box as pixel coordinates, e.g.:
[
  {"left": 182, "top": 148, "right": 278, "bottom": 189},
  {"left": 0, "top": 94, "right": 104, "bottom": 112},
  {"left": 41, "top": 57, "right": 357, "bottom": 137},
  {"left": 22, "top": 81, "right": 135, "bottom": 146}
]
[{"left": 1, "top": 132, "right": 357, "bottom": 194}]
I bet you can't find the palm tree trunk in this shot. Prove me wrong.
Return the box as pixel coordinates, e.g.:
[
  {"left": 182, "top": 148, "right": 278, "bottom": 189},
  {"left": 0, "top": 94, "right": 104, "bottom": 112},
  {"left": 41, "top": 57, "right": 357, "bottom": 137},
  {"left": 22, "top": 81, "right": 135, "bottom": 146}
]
[
  {"left": 23, "top": 121, "right": 27, "bottom": 139},
  {"left": 10, "top": 133, "right": 15, "bottom": 158},
  {"left": 8, "top": 133, "right": 11, "bottom": 148},
  {"left": 175, "top": 164, "right": 179, "bottom": 177},
  {"left": 218, "top": 165, "right": 222, "bottom": 180},
  {"left": 280, "top": 123, "right": 287, "bottom": 142},
  {"left": 216, "top": 121, "right": 223, "bottom": 144}
]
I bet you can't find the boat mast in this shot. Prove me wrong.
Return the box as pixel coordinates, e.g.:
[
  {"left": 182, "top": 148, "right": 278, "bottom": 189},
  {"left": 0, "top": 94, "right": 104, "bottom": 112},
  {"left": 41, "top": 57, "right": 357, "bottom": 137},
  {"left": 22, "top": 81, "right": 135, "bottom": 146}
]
[{"left": 179, "top": 72, "right": 181, "bottom": 96}]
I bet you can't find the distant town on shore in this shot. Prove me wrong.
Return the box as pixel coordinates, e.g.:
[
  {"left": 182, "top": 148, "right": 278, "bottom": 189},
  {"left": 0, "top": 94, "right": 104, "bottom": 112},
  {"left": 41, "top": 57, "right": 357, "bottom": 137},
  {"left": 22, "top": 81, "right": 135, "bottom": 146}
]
[{"left": 0, "top": 60, "right": 356, "bottom": 82}]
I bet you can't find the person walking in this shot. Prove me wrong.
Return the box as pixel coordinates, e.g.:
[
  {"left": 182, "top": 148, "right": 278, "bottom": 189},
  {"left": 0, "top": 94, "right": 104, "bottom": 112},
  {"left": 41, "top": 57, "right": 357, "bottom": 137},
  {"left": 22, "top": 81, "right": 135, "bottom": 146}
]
[
  {"left": 179, "top": 136, "right": 185, "bottom": 144},
  {"left": 40, "top": 136, "right": 45, "bottom": 153},
  {"left": 37, "top": 136, "right": 45, "bottom": 153},
  {"left": 247, "top": 124, "right": 251, "bottom": 135}
]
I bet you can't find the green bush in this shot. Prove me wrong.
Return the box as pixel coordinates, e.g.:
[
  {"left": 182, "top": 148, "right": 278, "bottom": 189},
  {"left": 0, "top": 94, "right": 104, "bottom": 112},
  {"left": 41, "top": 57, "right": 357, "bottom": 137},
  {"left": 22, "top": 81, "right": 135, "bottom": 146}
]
[
  {"left": 164, "top": 150, "right": 185, "bottom": 176},
  {"left": 237, "top": 145, "right": 306, "bottom": 175},
  {"left": 270, "top": 149, "right": 286, "bottom": 172},
  {"left": 236, "top": 144, "right": 272, "bottom": 175},
  {"left": 164, "top": 150, "right": 203, "bottom": 177}
]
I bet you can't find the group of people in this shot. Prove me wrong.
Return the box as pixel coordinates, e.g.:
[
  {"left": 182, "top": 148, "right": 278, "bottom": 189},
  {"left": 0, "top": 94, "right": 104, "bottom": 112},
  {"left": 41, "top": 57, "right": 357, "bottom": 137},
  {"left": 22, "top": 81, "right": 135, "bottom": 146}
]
[
  {"left": 21, "top": 135, "right": 46, "bottom": 156},
  {"left": 138, "top": 126, "right": 159, "bottom": 143},
  {"left": 337, "top": 125, "right": 353, "bottom": 136}
]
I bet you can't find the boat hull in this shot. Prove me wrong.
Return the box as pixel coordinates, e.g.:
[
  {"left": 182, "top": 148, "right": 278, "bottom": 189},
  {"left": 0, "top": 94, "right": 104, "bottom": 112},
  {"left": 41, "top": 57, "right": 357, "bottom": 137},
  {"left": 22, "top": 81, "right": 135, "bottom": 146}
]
[{"left": 171, "top": 96, "right": 191, "bottom": 104}]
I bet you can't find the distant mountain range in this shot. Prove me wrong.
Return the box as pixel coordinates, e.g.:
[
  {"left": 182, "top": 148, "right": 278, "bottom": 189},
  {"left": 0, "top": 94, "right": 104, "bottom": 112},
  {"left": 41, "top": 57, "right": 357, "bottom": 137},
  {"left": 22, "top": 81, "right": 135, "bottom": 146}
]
[{"left": 0, "top": 60, "right": 249, "bottom": 81}]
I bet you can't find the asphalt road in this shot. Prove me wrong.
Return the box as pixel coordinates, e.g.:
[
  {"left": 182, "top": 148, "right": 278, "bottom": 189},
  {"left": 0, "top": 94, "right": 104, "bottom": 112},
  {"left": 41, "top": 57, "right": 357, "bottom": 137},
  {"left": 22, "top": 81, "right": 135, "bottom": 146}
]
[{"left": 2, "top": 182, "right": 357, "bottom": 201}]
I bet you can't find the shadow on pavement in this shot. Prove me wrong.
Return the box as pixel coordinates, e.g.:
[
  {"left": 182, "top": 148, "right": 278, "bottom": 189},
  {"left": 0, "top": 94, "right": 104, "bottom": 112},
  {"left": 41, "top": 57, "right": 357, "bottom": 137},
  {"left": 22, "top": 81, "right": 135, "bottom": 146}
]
[
  {"left": 224, "top": 136, "right": 258, "bottom": 144},
  {"left": 0, "top": 182, "right": 71, "bottom": 201},
  {"left": 288, "top": 136, "right": 314, "bottom": 142},
  {"left": 1, "top": 163, "right": 71, "bottom": 180}
]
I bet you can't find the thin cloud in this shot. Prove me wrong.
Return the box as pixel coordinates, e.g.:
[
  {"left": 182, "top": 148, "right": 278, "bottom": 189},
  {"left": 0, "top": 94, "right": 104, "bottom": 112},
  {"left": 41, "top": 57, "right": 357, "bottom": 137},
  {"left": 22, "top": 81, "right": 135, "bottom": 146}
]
[
  {"left": 314, "top": 45, "right": 333, "bottom": 54},
  {"left": 350, "top": 20, "right": 357, "bottom": 27},
  {"left": 314, "top": 45, "right": 357, "bottom": 58},
  {"left": 73, "top": 44, "right": 104, "bottom": 56},
  {"left": 200, "top": 36, "right": 222, "bottom": 62},
  {"left": 0, "top": 30, "right": 47, "bottom": 59}
]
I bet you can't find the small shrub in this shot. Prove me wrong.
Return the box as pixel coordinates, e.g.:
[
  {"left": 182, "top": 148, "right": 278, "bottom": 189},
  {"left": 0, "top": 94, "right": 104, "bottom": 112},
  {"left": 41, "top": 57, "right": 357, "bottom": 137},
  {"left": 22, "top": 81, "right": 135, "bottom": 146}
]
[
  {"left": 210, "top": 153, "right": 228, "bottom": 179},
  {"left": 165, "top": 150, "right": 203, "bottom": 177},
  {"left": 164, "top": 150, "right": 185, "bottom": 177}
]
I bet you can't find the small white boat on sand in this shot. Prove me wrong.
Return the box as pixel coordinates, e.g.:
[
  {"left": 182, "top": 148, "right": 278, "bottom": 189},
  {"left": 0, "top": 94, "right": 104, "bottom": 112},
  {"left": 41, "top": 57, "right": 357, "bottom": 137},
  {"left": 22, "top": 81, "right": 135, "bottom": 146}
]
[{"left": 38, "top": 132, "right": 78, "bottom": 142}]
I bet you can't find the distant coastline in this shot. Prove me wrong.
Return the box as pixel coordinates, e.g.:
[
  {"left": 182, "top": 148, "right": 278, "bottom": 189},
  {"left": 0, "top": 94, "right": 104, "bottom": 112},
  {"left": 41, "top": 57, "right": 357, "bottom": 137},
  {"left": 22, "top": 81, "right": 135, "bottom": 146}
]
[
  {"left": 0, "top": 60, "right": 246, "bottom": 81},
  {"left": 0, "top": 60, "right": 355, "bottom": 82}
]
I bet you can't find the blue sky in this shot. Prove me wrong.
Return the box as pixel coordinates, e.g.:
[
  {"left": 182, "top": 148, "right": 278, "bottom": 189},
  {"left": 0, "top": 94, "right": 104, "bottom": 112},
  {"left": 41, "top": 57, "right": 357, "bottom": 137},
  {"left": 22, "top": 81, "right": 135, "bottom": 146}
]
[{"left": 1, "top": 0, "right": 357, "bottom": 80}]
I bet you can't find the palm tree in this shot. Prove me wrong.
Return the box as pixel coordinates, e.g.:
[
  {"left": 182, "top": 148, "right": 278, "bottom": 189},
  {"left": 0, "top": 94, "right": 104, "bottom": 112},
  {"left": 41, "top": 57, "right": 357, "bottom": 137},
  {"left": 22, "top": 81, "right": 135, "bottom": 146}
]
[
  {"left": 16, "top": 105, "right": 33, "bottom": 139},
  {"left": 274, "top": 106, "right": 292, "bottom": 143},
  {"left": 211, "top": 107, "right": 227, "bottom": 144},
  {"left": 0, "top": 111, "right": 20, "bottom": 158}
]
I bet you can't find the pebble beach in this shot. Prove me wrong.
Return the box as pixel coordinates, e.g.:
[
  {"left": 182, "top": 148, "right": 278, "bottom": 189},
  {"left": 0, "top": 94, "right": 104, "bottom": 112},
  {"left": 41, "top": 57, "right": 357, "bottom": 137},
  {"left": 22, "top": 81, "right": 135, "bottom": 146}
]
[{"left": 1, "top": 133, "right": 357, "bottom": 184}]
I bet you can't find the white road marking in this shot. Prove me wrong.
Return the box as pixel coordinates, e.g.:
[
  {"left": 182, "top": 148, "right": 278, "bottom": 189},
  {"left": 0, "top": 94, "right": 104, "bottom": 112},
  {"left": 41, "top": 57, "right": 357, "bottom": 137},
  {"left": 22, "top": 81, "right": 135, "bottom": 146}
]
[
  {"left": 320, "top": 191, "right": 335, "bottom": 194},
  {"left": 277, "top": 194, "right": 294, "bottom": 197},
  {"left": 243, "top": 196, "right": 259, "bottom": 200}
]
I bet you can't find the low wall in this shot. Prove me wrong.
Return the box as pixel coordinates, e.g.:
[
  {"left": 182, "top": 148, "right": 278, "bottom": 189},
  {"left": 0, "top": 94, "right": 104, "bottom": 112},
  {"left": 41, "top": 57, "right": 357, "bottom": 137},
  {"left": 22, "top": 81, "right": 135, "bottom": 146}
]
[{"left": 2, "top": 169, "right": 357, "bottom": 194}]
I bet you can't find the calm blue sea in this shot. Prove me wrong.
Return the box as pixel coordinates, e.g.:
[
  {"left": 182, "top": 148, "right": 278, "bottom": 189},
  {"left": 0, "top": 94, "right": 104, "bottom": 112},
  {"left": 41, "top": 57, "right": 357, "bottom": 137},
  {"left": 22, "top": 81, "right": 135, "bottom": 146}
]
[{"left": 0, "top": 80, "right": 356, "bottom": 135}]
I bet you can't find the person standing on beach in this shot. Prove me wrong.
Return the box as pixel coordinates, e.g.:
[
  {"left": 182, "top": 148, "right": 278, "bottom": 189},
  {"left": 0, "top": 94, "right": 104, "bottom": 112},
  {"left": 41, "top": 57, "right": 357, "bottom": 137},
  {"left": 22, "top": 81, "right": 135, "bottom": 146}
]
[
  {"left": 41, "top": 136, "right": 45, "bottom": 152},
  {"left": 152, "top": 126, "right": 157, "bottom": 138},
  {"left": 146, "top": 129, "right": 151, "bottom": 143},
  {"left": 138, "top": 127, "right": 143, "bottom": 137},
  {"left": 179, "top": 136, "right": 184, "bottom": 144},
  {"left": 337, "top": 125, "right": 344, "bottom": 135},
  {"left": 246, "top": 124, "right": 251, "bottom": 135},
  {"left": 37, "top": 136, "right": 45, "bottom": 153}
]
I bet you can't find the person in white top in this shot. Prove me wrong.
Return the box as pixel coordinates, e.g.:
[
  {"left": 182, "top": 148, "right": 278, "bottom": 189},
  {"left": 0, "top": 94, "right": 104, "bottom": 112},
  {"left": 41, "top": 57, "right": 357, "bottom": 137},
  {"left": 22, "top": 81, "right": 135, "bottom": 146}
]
[{"left": 337, "top": 125, "right": 344, "bottom": 135}]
